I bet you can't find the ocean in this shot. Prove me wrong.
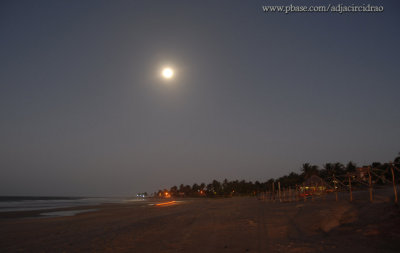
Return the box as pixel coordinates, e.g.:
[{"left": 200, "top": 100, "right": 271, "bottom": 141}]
[{"left": 0, "top": 196, "right": 145, "bottom": 212}]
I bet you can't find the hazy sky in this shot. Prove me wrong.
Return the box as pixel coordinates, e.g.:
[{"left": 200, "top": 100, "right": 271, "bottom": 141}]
[{"left": 1, "top": 0, "right": 399, "bottom": 196}]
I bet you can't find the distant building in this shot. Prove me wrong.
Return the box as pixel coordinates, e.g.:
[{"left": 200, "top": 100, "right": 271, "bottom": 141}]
[
  {"left": 356, "top": 167, "right": 369, "bottom": 181},
  {"left": 300, "top": 175, "right": 331, "bottom": 196}
]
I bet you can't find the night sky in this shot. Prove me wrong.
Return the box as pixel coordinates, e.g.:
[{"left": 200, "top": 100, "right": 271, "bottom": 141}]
[{"left": 1, "top": 0, "right": 399, "bottom": 196}]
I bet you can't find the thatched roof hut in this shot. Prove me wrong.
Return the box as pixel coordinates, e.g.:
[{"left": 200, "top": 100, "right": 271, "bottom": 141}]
[
  {"left": 300, "top": 175, "right": 333, "bottom": 195},
  {"left": 303, "top": 175, "right": 329, "bottom": 187}
]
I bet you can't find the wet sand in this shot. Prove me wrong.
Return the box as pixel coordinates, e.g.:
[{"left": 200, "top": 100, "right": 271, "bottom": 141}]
[{"left": 1, "top": 189, "right": 399, "bottom": 252}]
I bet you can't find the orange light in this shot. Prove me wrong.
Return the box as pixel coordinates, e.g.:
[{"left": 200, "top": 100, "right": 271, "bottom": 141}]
[{"left": 155, "top": 201, "right": 177, "bottom": 207}]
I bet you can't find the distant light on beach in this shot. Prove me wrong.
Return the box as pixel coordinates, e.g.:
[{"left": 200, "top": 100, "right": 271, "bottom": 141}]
[{"left": 155, "top": 201, "right": 177, "bottom": 207}]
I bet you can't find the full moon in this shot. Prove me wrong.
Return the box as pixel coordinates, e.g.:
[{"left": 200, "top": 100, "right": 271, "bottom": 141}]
[{"left": 161, "top": 68, "right": 174, "bottom": 79}]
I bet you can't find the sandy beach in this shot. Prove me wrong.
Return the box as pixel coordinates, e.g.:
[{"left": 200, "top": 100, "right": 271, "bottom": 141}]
[{"left": 1, "top": 189, "right": 399, "bottom": 253}]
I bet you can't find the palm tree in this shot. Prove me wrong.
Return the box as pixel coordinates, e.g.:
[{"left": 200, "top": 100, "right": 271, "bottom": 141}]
[
  {"left": 170, "top": 185, "right": 178, "bottom": 197},
  {"left": 394, "top": 152, "right": 400, "bottom": 166},
  {"left": 183, "top": 185, "right": 191, "bottom": 196},
  {"left": 206, "top": 183, "right": 213, "bottom": 196},
  {"left": 333, "top": 162, "right": 345, "bottom": 175},
  {"left": 345, "top": 161, "right": 357, "bottom": 173},
  {"left": 222, "top": 179, "right": 231, "bottom": 195},
  {"left": 321, "top": 163, "right": 334, "bottom": 180},
  {"left": 301, "top": 163, "right": 319, "bottom": 179},
  {"left": 192, "top": 183, "right": 200, "bottom": 193},
  {"left": 212, "top": 180, "right": 222, "bottom": 195}
]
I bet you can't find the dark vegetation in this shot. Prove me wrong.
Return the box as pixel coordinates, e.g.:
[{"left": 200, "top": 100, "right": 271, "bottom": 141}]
[{"left": 153, "top": 154, "right": 400, "bottom": 198}]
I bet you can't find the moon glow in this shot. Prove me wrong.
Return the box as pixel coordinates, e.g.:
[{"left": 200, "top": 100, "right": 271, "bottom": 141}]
[{"left": 161, "top": 67, "right": 174, "bottom": 79}]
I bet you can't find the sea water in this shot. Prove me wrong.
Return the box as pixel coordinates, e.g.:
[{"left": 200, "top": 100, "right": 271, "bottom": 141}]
[{"left": 0, "top": 196, "right": 145, "bottom": 212}]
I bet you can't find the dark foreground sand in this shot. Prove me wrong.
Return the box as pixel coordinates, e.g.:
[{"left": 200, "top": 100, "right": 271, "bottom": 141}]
[{"left": 1, "top": 189, "right": 400, "bottom": 253}]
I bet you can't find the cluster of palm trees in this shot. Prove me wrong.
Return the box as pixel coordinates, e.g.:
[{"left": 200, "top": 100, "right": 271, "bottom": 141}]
[
  {"left": 155, "top": 179, "right": 268, "bottom": 198},
  {"left": 154, "top": 154, "right": 400, "bottom": 198}
]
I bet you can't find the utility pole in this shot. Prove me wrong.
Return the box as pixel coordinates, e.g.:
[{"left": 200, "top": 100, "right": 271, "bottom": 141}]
[
  {"left": 278, "top": 182, "right": 281, "bottom": 202},
  {"left": 390, "top": 162, "right": 398, "bottom": 204},
  {"left": 333, "top": 174, "right": 338, "bottom": 201},
  {"left": 348, "top": 174, "right": 353, "bottom": 202},
  {"left": 368, "top": 166, "right": 373, "bottom": 202}
]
